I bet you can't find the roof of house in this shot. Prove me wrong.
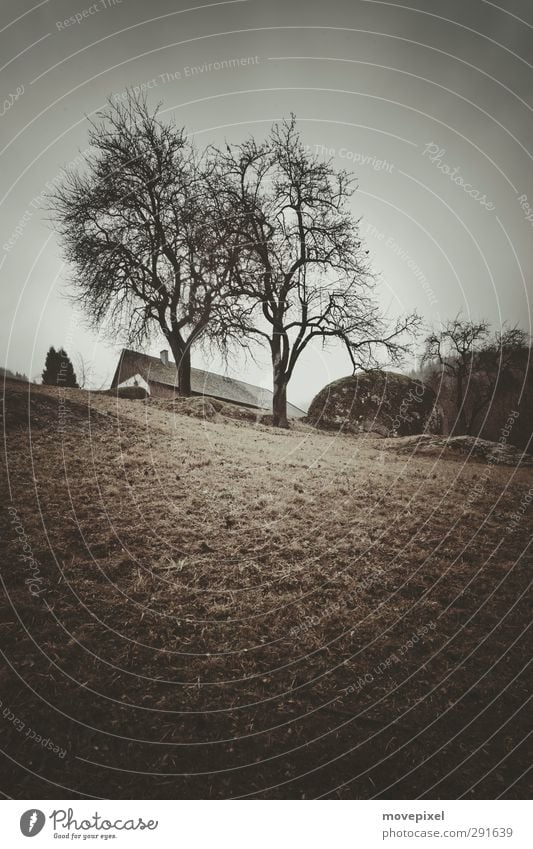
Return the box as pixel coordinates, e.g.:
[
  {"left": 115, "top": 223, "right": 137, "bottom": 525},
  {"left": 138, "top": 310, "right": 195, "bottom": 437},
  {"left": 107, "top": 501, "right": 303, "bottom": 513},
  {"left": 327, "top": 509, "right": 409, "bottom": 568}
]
[{"left": 111, "top": 349, "right": 307, "bottom": 418}]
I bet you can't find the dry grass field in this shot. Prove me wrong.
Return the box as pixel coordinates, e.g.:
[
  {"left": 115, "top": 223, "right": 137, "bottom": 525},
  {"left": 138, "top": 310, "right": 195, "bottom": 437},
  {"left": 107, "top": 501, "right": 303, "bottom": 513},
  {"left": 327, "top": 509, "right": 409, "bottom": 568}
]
[{"left": 1, "top": 379, "right": 531, "bottom": 799}]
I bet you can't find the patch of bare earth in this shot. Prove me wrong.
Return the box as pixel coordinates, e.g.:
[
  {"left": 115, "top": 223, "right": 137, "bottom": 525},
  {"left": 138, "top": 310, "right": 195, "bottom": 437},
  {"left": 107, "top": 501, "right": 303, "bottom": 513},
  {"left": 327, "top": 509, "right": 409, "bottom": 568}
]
[{"left": 1, "top": 379, "right": 531, "bottom": 799}]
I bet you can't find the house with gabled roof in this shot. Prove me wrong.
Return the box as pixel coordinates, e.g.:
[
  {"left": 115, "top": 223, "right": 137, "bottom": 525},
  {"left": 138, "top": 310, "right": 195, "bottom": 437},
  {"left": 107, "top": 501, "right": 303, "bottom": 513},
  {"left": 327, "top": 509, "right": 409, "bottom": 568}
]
[{"left": 110, "top": 349, "right": 307, "bottom": 418}]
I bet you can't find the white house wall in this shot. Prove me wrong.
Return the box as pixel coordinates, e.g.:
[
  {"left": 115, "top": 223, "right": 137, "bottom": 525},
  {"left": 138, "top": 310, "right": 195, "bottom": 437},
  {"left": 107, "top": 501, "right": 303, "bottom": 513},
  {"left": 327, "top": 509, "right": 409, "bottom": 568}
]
[{"left": 118, "top": 373, "right": 150, "bottom": 394}]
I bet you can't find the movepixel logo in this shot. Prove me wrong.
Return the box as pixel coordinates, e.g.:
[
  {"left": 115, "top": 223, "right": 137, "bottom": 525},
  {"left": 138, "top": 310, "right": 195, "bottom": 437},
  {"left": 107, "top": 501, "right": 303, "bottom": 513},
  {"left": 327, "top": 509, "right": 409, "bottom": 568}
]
[{"left": 20, "top": 809, "right": 46, "bottom": 837}]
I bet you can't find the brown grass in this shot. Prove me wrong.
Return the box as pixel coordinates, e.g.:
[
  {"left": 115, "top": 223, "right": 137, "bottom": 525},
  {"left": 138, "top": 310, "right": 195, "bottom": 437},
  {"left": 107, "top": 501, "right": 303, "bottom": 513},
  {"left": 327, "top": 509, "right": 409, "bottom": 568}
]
[{"left": 1, "top": 379, "right": 531, "bottom": 799}]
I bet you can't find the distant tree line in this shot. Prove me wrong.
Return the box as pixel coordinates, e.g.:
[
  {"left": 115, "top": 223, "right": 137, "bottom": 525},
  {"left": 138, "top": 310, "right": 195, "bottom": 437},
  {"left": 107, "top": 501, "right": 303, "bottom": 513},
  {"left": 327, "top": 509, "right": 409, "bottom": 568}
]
[
  {"left": 418, "top": 318, "right": 531, "bottom": 450},
  {"left": 0, "top": 366, "right": 29, "bottom": 382},
  {"left": 51, "top": 94, "right": 419, "bottom": 427},
  {"left": 0, "top": 366, "right": 29, "bottom": 381}
]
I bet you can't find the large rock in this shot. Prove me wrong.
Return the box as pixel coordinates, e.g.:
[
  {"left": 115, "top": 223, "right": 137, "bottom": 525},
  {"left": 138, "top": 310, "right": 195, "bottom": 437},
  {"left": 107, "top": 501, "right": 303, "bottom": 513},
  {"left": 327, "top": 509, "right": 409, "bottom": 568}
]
[{"left": 307, "top": 371, "right": 442, "bottom": 437}]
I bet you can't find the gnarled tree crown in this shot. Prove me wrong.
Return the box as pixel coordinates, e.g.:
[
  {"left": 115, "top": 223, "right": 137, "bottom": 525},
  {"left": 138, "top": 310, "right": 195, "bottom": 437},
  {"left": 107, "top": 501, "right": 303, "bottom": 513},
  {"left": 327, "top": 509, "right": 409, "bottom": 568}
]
[{"left": 51, "top": 93, "right": 242, "bottom": 360}]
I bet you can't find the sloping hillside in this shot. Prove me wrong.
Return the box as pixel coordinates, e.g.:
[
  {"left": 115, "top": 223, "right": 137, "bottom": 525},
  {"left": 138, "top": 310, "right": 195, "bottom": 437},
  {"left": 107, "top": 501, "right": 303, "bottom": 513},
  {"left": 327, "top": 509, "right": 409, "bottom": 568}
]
[{"left": 1, "top": 380, "right": 531, "bottom": 799}]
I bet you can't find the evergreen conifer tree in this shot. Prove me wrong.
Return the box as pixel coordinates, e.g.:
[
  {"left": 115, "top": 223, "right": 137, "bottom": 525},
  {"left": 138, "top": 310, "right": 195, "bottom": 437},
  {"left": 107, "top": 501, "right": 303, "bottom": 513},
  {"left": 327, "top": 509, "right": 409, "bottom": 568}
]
[
  {"left": 42, "top": 346, "right": 79, "bottom": 387},
  {"left": 42, "top": 346, "right": 59, "bottom": 384}
]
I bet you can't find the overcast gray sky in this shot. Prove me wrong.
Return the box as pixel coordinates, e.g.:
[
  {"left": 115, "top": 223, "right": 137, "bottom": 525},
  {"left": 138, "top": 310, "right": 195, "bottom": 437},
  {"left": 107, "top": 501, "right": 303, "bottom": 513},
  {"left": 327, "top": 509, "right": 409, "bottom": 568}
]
[{"left": 1, "top": 0, "right": 532, "bottom": 407}]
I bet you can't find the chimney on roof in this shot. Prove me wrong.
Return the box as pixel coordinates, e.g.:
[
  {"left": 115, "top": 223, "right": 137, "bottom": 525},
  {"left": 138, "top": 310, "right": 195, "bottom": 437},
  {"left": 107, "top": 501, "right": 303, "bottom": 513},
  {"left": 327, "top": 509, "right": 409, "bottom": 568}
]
[{"left": 160, "top": 350, "right": 169, "bottom": 367}]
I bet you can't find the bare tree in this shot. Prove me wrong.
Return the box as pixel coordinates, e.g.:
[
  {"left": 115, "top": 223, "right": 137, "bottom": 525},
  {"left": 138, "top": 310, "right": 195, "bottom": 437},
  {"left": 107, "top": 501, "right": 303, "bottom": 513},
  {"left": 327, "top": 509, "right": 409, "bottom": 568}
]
[
  {"left": 75, "top": 352, "right": 92, "bottom": 389},
  {"left": 422, "top": 318, "right": 528, "bottom": 435},
  {"left": 51, "top": 93, "right": 239, "bottom": 396},
  {"left": 210, "top": 117, "right": 420, "bottom": 426},
  {"left": 468, "top": 326, "right": 529, "bottom": 431}
]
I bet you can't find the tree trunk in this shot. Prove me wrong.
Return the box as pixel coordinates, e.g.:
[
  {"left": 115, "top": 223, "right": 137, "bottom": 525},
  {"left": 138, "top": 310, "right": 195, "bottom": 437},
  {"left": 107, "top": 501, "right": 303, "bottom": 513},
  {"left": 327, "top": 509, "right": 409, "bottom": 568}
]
[
  {"left": 272, "top": 353, "right": 289, "bottom": 428},
  {"left": 271, "top": 334, "right": 289, "bottom": 428},
  {"left": 451, "top": 372, "right": 465, "bottom": 436},
  {"left": 168, "top": 333, "right": 193, "bottom": 396},
  {"left": 272, "top": 380, "right": 288, "bottom": 428},
  {"left": 177, "top": 346, "right": 192, "bottom": 396}
]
